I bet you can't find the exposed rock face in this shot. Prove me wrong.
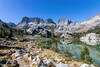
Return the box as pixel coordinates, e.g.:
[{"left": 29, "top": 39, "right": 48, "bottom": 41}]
[
  {"left": 55, "top": 19, "right": 83, "bottom": 37},
  {"left": 45, "top": 18, "right": 55, "bottom": 24},
  {"left": 17, "top": 17, "right": 45, "bottom": 29},
  {"left": 17, "top": 17, "right": 55, "bottom": 37},
  {"left": 80, "top": 14, "right": 100, "bottom": 32},
  {"left": 56, "top": 14, "right": 100, "bottom": 34},
  {"left": 55, "top": 19, "right": 72, "bottom": 33},
  {"left": 82, "top": 14, "right": 100, "bottom": 26},
  {"left": 16, "top": 15, "right": 100, "bottom": 38},
  {"left": 0, "top": 19, "right": 10, "bottom": 29},
  {"left": 7, "top": 22, "right": 16, "bottom": 27},
  {"left": 17, "top": 17, "right": 29, "bottom": 29},
  {"left": 1, "top": 14, "right": 100, "bottom": 38},
  {"left": 68, "top": 22, "right": 84, "bottom": 33},
  {"left": 56, "top": 14, "right": 100, "bottom": 37}
]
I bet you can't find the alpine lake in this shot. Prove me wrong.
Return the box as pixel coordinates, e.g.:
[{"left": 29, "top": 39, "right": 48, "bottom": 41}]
[{"left": 32, "top": 38, "right": 100, "bottom": 66}]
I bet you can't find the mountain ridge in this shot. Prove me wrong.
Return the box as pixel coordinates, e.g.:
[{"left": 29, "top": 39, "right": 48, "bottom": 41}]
[{"left": 1, "top": 14, "right": 100, "bottom": 38}]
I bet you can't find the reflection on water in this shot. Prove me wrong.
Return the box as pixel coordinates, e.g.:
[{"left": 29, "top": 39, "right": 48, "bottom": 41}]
[
  {"left": 35, "top": 39, "right": 100, "bottom": 66},
  {"left": 80, "top": 39, "right": 100, "bottom": 45},
  {"left": 59, "top": 39, "right": 72, "bottom": 44},
  {"left": 58, "top": 40, "right": 100, "bottom": 65}
]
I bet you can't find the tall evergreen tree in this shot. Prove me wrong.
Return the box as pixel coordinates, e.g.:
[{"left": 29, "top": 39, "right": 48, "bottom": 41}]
[
  {"left": 51, "top": 25, "right": 58, "bottom": 51},
  {"left": 51, "top": 25, "right": 55, "bottom": 43}
]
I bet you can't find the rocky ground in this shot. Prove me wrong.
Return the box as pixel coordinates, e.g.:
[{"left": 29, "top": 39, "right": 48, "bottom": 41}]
[{"left": 0, "top": 40, "right": 99, "bottom": 67}]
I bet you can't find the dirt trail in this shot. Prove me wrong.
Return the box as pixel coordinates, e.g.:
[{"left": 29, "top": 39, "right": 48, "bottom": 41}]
[
  {"left": 12, "top": 55, "right": 30, "bottom": 67},
  {"left": 16, "top": 59, "right": 30, "bottom": 67}
]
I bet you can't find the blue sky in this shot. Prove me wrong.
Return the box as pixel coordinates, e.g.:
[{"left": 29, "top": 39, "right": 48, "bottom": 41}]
[{"left": 0, "top": 0, "right": 100, "bottom": 24}]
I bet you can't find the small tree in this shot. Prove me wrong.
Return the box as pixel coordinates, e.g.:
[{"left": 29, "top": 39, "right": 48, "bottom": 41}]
[
  {"left": 86, "top": 55, "right": 92, "bottom": 62},
  {"left": 80, "top": 46, "right": 92, "bottom": 62},
  {"left": 64, "top": 50, "right": 69, "bottom": 57},
  {"left": 80, "top": 51, "right": 85, "bottom": 60}
]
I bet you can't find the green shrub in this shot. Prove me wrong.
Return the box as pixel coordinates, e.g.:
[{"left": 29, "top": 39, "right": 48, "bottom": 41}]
[{"left": 64, "top": 50, "right": 69, "bottom": 57}]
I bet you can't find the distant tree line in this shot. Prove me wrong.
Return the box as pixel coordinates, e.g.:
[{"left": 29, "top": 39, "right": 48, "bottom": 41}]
[
  {"left": 0, "top": 28, "right": 6, "bottom": 38},
  {"left": 0, "top": 28, "right": 27, "bottom": 38}
]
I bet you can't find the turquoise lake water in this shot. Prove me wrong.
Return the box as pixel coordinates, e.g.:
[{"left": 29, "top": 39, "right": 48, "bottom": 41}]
[{"left": 34, "top": 39, "right": 100, "bottom": 66}]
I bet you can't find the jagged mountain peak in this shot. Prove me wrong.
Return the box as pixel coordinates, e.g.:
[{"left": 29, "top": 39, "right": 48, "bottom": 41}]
[
  {"left": 0, "top": 22, "right": 10, "bottom": 29},
  {"left": 21, "top": 16, "right": 30, "bottom": 23},
  {"left": 57, "top": 19, "right": 72, "bottom": 25},
  {"left": 29, "top": 17, "right": 44, "bottom": 23},
  {"left": 45, "top": 18, "right": 55, "bottom": 24},
  {"left": 17, "top": 17, "right": 44, "bottom": 29},
  {"left": 58, "top": 19, "right": 68, "bottom": 22},
  {"left": 21, "top": 17, "right": 44, "bottom": 23},
  {"left": 16, "top": 14, "right": 100, "bottom": 35}
]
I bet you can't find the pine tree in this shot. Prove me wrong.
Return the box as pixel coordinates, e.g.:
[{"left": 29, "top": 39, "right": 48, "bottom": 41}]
[
  {"left": 51, "top": 25, "right": 55, "bottom": 43},
  {"left": 86, "top": 55, "right": 92, "bottom": 62},
  {"left": 51, "top": 25, "right": 58, "bottom": 51},
  {"left": 80, "top": 51, "right": 85, "bottom": 60},
  {"left": 80, "top": 46, "right": 92, "bottom": 62},
  {"left": 64, "top": 50, "right": 69, "bottom": 57}
]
